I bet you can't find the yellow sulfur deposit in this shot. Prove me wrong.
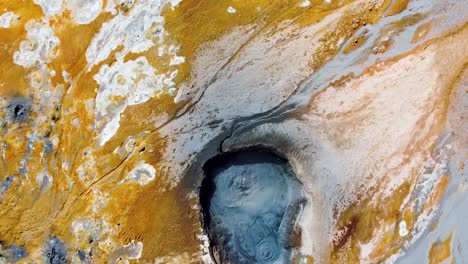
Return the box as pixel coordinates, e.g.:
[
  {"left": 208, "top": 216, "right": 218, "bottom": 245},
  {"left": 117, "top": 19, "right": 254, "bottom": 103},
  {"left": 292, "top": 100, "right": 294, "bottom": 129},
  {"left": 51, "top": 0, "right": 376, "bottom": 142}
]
[{"left": 0, "top": 0, "right": 466, "bottom": 263}]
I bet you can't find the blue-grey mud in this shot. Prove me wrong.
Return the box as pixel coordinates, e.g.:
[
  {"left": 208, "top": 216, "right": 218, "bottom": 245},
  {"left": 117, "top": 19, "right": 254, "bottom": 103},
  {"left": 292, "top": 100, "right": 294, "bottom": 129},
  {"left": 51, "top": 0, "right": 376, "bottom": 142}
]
[
  {"left": 6, "top": 97, "right": 30, "bottom": 123},
  {"left": 200, "top": 148, "right": 305, "bottom": 264},
  {"left": 44, "top": 237, "right": 67, "bottom": 264},
  {"left": 0, "top": 242, "right": 26, "bottom": 262}
]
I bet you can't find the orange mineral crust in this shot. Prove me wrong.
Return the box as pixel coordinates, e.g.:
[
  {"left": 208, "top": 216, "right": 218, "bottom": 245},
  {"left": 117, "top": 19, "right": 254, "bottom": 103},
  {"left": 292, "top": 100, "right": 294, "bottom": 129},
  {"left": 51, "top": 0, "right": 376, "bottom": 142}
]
[{"left": 0, "top": 0, "right": 467, "bottom": 263}]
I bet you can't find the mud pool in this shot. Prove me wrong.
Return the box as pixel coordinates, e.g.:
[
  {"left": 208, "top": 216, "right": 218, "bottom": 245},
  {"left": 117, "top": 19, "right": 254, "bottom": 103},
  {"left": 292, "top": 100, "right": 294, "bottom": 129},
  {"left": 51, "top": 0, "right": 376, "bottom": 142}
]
[{"left": 200, "top": 149, "right": 304, "bottom": 264}]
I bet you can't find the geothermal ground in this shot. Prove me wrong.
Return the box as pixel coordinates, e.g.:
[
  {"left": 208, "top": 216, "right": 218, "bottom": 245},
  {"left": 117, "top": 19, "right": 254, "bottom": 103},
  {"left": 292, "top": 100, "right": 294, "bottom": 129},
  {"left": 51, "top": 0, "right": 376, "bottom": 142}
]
[{"left": 0, "top": 0, "right": 467, "bottom": 263}]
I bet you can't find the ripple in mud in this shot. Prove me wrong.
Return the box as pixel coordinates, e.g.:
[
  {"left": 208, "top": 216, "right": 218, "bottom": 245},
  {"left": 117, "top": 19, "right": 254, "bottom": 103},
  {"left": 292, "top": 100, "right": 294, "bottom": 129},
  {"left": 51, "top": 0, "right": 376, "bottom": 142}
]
[{"left": 200, "top": 148, "right": 304, "bottom": 264}]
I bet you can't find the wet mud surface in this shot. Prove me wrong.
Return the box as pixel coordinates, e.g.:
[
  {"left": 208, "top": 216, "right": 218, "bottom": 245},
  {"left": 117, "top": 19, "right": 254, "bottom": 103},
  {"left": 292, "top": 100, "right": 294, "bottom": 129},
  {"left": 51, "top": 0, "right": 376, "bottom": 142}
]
[
  {"left": 44, "top": 237, "right": 67, "bottom": 264},
  {"left": 200, "top": 148, "right": 304, "bottom": 264}
]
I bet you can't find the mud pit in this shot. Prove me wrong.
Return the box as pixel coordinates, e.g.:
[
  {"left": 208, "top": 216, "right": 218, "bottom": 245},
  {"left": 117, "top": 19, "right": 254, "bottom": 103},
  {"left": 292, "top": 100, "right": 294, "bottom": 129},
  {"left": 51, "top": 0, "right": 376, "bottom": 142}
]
[{"left": 200, "top": 148, "right": 304, "bottom": 264}]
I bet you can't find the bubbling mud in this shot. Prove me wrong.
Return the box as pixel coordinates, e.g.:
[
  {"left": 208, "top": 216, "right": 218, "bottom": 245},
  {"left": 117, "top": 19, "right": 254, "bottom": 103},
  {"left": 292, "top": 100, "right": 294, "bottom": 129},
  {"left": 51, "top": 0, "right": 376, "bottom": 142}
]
[{"left": 200, "top": 148, "right": 304, "bottom": 264}]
